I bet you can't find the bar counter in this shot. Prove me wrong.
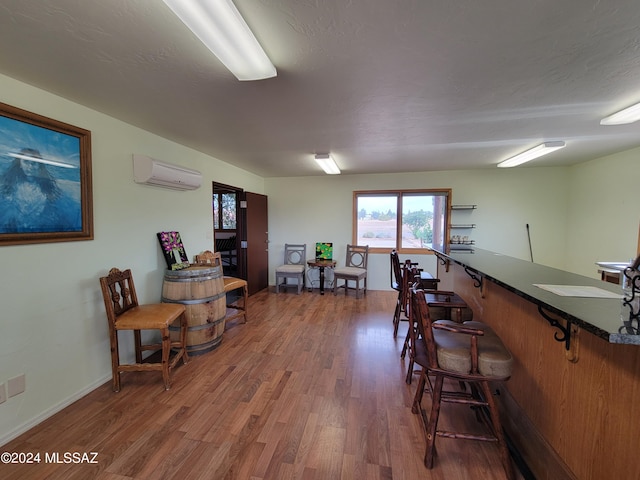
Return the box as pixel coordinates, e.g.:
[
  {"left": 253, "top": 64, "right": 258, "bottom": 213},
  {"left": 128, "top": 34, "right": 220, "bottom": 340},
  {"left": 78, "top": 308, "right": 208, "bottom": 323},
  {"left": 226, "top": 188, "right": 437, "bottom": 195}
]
[
  {"left": 431, "top": 247, "right": 640, "bottom": 480},
  {"left": 433, "top": 248, "right": 638, "bottom": 345}
]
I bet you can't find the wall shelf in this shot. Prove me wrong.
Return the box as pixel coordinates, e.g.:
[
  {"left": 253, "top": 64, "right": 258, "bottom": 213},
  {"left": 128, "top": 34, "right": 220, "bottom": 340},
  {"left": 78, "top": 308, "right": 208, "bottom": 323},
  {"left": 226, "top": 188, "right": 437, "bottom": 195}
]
[
  {"left": 450, "top": 204, "right": 477, "bottom": 252},
  {"left": 451, "top": 224, "right": 476, "bottom": 229},
  {"left": 451, "top": 204, "right": 477, "bottom": 210}
]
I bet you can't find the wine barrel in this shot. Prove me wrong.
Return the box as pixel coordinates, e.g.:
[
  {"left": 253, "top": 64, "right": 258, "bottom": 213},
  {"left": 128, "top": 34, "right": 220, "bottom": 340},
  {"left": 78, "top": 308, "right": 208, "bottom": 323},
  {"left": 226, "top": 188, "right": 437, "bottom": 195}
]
[{"left": 162, "top": 265, "right": 226, "bottom": 355}]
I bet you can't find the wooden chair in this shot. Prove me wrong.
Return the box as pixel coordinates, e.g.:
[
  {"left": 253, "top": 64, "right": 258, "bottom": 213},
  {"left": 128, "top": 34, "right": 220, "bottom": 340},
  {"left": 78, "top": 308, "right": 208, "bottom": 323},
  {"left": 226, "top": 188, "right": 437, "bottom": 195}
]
[
  {"left": 333, "top": 244, "right": 369, "bottom": 298},
  {"left": 99, "top": 268, "right": 189, "bottom": 392},
  {"left": 195, "top": 251, "right": 248, "bottom": 326},
  {"left": 410, "top": 287, "right": 514, "bottom": 479},
  {"left": 275, "top": 243, "right": 306, "bottom": 294}
]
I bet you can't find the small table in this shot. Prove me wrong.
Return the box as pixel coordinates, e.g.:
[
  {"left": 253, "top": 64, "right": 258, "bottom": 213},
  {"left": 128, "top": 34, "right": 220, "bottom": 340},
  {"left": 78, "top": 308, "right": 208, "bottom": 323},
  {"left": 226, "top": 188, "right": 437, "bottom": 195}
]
[{"left": 307, "top": 259, "right": 336, "bottom": 295}]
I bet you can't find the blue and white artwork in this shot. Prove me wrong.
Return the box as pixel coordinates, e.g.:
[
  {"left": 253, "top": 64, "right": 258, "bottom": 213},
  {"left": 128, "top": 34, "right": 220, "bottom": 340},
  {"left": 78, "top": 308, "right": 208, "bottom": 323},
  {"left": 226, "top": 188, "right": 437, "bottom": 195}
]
[{"left": 0, "top": 115, "right": 82, "bottom": 234}]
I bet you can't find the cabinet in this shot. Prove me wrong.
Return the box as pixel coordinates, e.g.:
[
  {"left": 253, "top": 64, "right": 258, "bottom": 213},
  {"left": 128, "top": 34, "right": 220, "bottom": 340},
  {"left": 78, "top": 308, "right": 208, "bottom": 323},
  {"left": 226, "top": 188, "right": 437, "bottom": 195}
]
[{"left": 450, "top": 204, "right": 476, "bottom": 252}]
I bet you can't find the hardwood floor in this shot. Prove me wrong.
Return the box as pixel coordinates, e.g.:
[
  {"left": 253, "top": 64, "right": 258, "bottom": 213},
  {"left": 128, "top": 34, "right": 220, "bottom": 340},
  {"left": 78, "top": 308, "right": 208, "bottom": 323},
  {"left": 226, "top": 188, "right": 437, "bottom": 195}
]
[{"left": 2, "top": 289, "right": 520, "bottom": 479}]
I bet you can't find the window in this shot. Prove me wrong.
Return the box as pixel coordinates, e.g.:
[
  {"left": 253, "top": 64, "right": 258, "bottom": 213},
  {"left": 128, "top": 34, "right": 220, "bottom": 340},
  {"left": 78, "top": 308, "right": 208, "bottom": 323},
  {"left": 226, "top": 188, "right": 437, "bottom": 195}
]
[
  {"left": 213, "top": 191, "right": 237, "bottom": 230},
  {"left": 354, "top": 189, "right": 451, "bottom": 254}
]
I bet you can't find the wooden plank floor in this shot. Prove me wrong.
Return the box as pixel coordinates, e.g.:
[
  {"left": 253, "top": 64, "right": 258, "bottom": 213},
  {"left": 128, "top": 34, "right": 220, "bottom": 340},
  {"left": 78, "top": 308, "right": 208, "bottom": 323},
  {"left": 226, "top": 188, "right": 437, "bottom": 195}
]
[{"left": 1, "top": 289, "right": 520, "bottom": 480}]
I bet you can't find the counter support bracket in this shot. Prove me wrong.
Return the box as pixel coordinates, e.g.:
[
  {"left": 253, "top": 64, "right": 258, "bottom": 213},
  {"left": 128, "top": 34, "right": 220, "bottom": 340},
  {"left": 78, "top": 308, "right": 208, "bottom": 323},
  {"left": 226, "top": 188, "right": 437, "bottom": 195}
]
[
  {"left": 435, "top": 253, "right": 450, "bottom": 272},
  {"left": 537, "top": 306, "right": 571, "bottom": 350},
  {"left": 464, "top": 267, "right": 484, "bottom": 297}
]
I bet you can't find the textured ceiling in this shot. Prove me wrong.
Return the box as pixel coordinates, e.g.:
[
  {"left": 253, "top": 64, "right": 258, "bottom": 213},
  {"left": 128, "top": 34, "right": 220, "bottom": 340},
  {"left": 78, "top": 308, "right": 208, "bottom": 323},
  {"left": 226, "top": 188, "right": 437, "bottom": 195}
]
[{"left": 1, "top": 0, "right": 640, "bottom": 177}]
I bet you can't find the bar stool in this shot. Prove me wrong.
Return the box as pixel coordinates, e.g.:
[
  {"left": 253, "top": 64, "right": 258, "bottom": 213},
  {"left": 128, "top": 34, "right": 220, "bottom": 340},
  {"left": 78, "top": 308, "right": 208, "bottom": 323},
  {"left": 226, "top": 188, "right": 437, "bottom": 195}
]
[
  {"left": 391, "top": 251, "right": 423, "bottom": 337},
  {"left": 424, "top": 290, "right": 473, "bottom": 324},
  {"left": 404, "top": 289, "right": 473, "bottom": 384},
  {"left": 410, "top": 287, "right": 514, "bottom": 479}
]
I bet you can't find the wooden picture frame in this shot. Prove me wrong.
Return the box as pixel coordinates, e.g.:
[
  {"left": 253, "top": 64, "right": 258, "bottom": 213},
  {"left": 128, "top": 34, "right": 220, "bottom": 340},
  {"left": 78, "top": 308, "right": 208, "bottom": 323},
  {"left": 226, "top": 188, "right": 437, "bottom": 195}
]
[{"left": 0, "top": 102, "right": 93, "bottom": 246}]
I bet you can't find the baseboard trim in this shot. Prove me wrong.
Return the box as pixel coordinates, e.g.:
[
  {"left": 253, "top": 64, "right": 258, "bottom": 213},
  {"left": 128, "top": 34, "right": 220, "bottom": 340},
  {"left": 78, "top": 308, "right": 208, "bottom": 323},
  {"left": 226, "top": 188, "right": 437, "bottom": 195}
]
[{"left": 0, "top": 374, "right": 110, "bottom": 447}]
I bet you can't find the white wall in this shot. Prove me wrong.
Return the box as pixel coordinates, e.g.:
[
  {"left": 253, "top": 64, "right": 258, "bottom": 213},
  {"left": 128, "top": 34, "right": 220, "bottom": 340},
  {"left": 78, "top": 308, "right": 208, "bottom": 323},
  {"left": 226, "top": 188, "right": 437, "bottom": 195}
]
[
  {"left": 265, "top": 167, "right": 572, "bottom": 291},
  {"left": 266, "top": 154, "right": 640, "bottom": 290},
  {"left": 565, "top": 147, "right": 640, "bottom": 277},
  {"left": 0, "top": 74, "right": 264, "bottom": 445}
]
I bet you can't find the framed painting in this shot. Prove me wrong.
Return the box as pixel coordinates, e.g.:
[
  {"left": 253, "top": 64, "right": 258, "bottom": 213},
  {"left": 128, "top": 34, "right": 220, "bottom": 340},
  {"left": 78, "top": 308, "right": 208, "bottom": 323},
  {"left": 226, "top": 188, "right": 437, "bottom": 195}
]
[
  {"left": 315, "top": 242, "right": 333, "bottom": 260},
  {"left": 157, "top": 231, "right": 190, "bottom": 270},
  {"left": 0, "top": 102, "right": 93, "bottom": 246}
]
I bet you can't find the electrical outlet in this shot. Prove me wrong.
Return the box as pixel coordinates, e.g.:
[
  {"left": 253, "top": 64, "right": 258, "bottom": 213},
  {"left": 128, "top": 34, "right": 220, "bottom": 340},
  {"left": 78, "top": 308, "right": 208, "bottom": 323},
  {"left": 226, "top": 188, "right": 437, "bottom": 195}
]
[
  {"left": 7, "top": 374, "right": 25, "bottom": 398},
  {"left": 0, "top": 383, "right": 6, "bottom": 404}
]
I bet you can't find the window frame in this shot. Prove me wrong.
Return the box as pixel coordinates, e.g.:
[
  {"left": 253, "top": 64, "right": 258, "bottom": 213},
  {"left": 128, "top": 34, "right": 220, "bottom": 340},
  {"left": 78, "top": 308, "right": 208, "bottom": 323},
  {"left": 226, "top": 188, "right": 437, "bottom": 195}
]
[{"left": 352, "top": 188, "right": 452, "bottom": 255}]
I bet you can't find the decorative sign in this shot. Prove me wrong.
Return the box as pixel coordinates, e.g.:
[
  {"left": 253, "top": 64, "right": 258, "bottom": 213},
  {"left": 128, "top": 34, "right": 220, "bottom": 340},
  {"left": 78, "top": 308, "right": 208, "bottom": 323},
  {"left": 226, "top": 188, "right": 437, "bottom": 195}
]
[{"left": 157, "top": 231, "right": 189, "bottom": 270}]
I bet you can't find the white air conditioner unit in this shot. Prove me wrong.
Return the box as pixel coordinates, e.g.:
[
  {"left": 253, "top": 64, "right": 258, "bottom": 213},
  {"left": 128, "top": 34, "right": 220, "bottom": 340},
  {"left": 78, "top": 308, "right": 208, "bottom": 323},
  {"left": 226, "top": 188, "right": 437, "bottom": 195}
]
[{"left": 133, "top": 154, "right": 202, "bottom": 190}]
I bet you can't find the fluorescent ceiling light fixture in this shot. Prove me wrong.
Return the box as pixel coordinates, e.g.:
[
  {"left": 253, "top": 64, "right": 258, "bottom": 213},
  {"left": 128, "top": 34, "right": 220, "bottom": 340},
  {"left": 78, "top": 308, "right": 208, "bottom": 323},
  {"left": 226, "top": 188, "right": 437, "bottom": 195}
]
[
  {"left": 7, "top": 151, "right": 77, "bottom": 169},
  {"left": 162, "top": 0, "right": 276, "bottom": 81},
  {"left": 497, "top": 141, "right": 566, "bottom": 168},
  {"left": 315, "top": 154, "right": 341, "bottom": 174},
  {"left": 600, "top": 102, "right": 640, "bottom": 125}
]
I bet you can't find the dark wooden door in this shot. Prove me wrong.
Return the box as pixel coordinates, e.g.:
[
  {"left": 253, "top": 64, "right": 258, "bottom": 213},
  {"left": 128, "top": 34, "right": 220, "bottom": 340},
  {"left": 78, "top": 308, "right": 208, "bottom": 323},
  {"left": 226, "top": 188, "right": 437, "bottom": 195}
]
[{"left": 241, "top": 192, "right": 269, "bottom": 295}]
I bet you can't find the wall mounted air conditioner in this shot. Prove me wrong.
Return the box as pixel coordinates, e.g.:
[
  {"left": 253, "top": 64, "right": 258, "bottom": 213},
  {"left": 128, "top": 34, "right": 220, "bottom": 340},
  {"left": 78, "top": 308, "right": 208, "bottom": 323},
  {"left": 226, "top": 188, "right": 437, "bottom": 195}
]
[{"left": 133, "top": 154, "right": 202, "bottom": 190}]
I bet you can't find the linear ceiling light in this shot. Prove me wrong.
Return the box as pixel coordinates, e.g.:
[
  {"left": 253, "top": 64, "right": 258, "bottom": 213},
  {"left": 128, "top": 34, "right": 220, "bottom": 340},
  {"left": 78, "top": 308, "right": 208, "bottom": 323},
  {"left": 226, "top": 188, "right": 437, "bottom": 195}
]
[
  {"left": 600, "top": 101, "right": 640, "bottom": 125},
  {"left": 162, "top": 0, "right": 276, "bottom": 81},
  {"left": 497, "top": 141, "right": 566, "bottom": 168},
  {"left": 315, "top": 154, "right": 341, "bottom": 174}
]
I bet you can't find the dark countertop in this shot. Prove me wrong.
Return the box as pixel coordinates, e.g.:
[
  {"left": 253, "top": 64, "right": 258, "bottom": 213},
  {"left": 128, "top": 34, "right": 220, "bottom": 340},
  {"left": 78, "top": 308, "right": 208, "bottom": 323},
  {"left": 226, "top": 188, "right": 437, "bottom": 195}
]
[{"left": 432, "top": 247, "right": 640, "bottom": 345}]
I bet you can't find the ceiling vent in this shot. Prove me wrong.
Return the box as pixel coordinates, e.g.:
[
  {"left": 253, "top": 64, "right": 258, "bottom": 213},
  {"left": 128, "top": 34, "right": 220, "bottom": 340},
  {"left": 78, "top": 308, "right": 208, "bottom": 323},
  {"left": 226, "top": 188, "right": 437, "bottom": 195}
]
[{"left": 133, "top": 154, "right": 202, "bottom": 190}]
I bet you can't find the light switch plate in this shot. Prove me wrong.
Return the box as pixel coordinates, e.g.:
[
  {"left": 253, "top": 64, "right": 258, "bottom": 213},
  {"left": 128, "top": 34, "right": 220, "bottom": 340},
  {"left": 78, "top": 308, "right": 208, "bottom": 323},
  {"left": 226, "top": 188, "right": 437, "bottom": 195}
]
[{"left": 0, "top": 383, "right": 6, "bottom": 404}]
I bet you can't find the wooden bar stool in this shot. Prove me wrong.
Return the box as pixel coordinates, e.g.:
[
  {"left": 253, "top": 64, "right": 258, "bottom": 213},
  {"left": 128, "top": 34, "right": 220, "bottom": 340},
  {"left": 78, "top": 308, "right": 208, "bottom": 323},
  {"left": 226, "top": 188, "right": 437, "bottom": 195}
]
[
  {"left": 410, "top": 287, "right": 515, "bottom": 479},
  {"left": 404, "top": 289, "right": 473, "bottom": 384},
  {"left": 424, "top": 290, "right": 473, "bottom": 324},
  {"left": 390, "top": 251, "right": 418, "bottom": 337},
  {"left": 195, "top": 251, "right": 248, "bottom": 327}
]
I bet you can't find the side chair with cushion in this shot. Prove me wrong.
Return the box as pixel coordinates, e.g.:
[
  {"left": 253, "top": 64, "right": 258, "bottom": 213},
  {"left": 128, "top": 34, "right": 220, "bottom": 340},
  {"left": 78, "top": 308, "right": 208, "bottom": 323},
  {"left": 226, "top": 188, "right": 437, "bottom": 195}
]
[
  {"left": 275, "top": 243, "right": 307, "bottom": 294},
  {"left": 195, "top": 250, "right": 248, "bottom": 326},
  {"left": 410, "top": 286, "right": 514, "bottom": 480},
  {"left": 333, "top": 244, "right": 369, "bottom": 298},
  {"left": 99, "top": 267, "right": 189, "bottom": 392}
]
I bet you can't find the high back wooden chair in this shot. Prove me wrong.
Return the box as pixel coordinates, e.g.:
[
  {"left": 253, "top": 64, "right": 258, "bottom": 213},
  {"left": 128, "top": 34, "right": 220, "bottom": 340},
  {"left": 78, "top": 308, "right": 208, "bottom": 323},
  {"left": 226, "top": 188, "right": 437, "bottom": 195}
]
[
  {"left": 99, "top": 268, "right": 189, "bottom": 392},
  {"left": 195, "top": 250, "right": 248, "bottom": 327},
  {"left": 275, "top": 243, "right": 307, "bottom": 294},
  {"left": 390, "top": 250, "right": 405, "bottom": 335},
  {"left": 410, "top": 287, "right": 514, "bottom": 479},
  {"left": 333, "top": 244, "right": 369, "bottom": 298},
  {"left": 391, "top": 251, "right": 421, "bottom": 337}
]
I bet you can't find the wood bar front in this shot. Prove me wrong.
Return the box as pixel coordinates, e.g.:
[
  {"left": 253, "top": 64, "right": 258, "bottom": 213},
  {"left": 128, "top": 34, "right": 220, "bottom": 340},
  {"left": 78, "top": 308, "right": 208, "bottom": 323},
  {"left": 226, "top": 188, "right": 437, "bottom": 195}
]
[{"left": 435, "top": 250, "right": 640, "bottom": 480}]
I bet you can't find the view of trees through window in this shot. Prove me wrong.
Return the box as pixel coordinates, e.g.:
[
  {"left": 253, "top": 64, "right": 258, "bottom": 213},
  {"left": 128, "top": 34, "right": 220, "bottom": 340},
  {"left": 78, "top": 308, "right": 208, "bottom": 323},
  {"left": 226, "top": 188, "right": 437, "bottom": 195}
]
[
  {"left": 355, "top": 190, "right": 449, "bottom": 252},
  {"left": 213, "top": 192, "right": 237, "bottom": 230}
]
